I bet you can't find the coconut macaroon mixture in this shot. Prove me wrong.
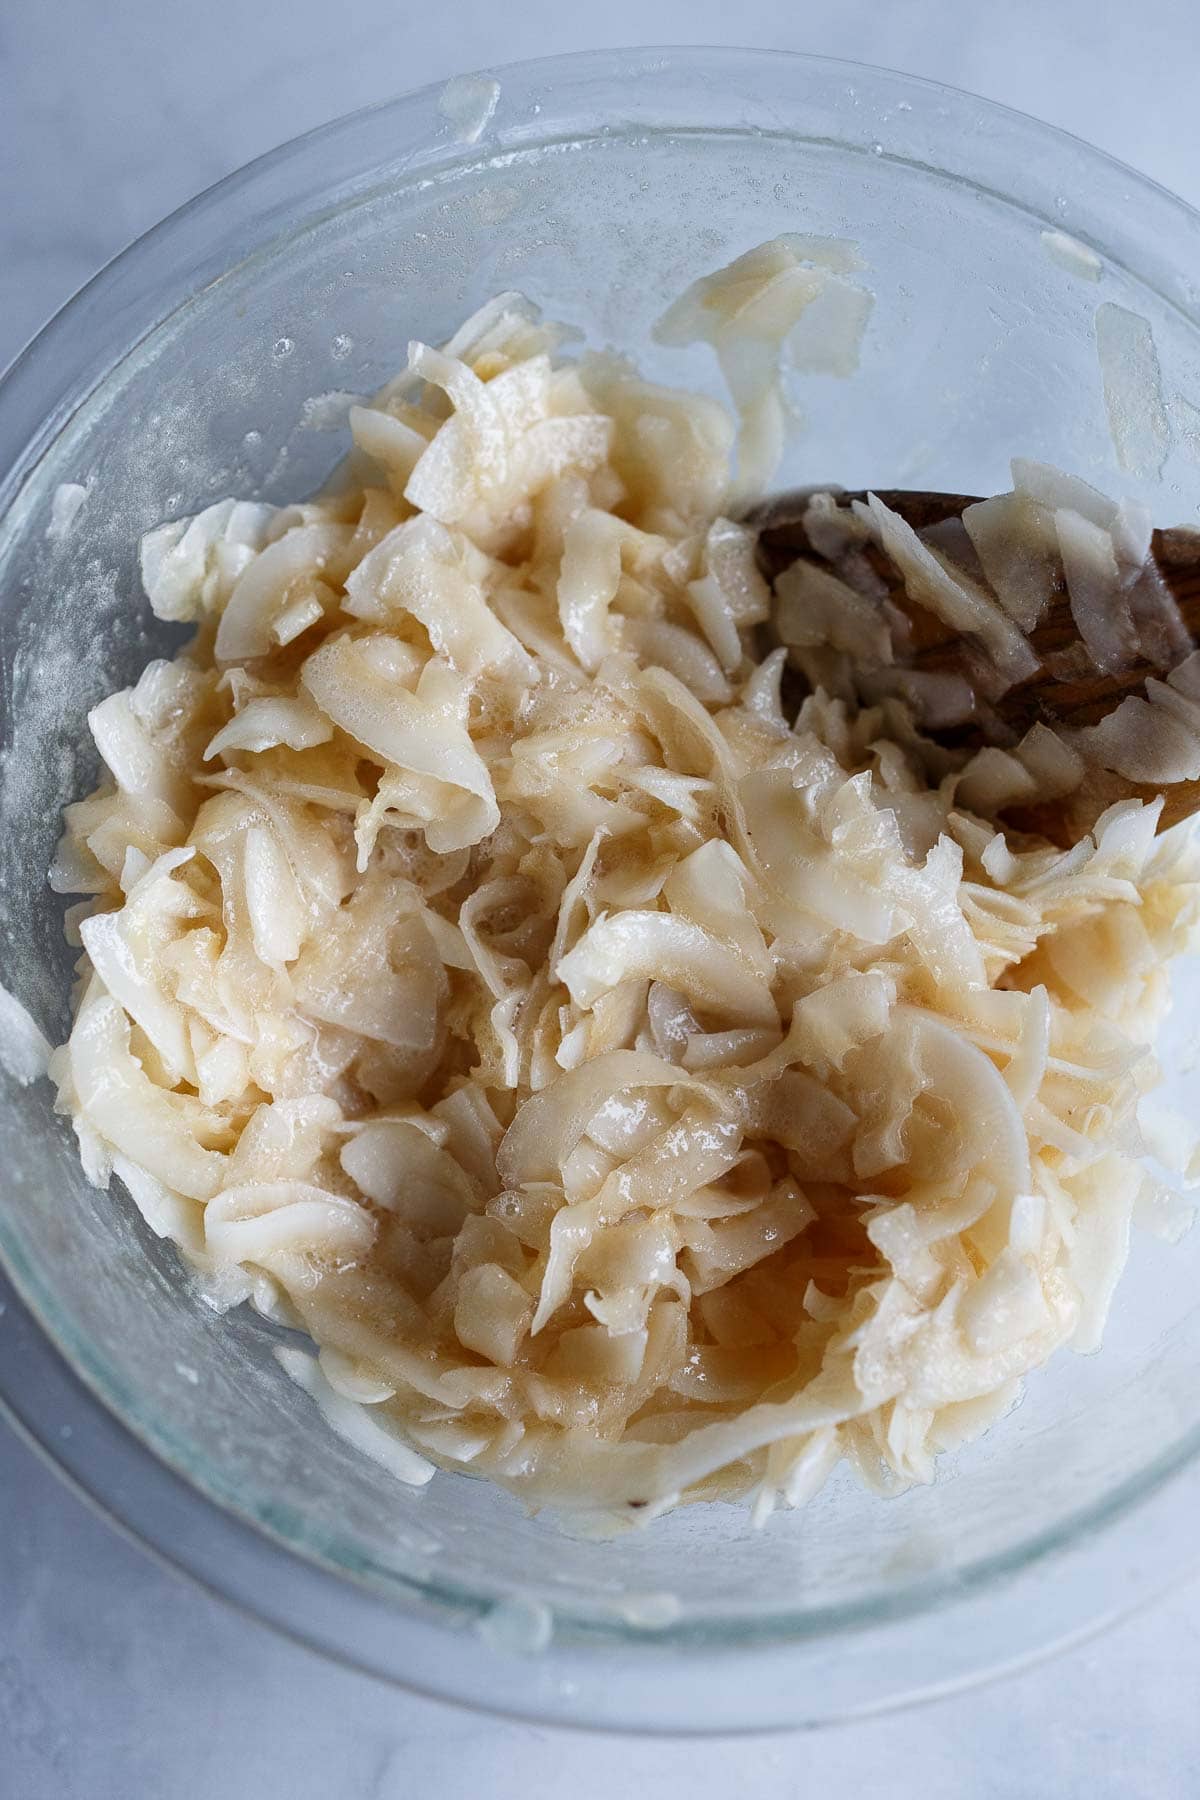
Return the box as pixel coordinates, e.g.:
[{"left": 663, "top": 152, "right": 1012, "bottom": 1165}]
[{"left": 51, "top": 241, "right": 1200, "bottom": 1523}]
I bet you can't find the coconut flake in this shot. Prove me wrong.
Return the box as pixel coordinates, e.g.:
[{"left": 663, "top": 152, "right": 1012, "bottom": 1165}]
[
  {"left": 861, "top": 665, "right": 976, "bottom": 728},
  {"left": 438, "top": 74, "right": 500, "bottom": 145},
  {"left": 1111, "top": 497, "right": 1154, "bottom": 572},
  {"left": 787, "top": 277, "right": 874, "bottom": 377},
  {"left": 1128, "top": 561, "right": 1193, "bottom": 670},
  {"left": 1095, "top": 302, "right": 1170, "bottom": 480},
  {"left": 774, "top": 557, "right": 893, "bottom": 663},
  {"left": 1168, "top": 648, "right": 1200, "bottom": 700},
  {"left": 1055, "top": 507, "right": 1140, "bottom": 674},
  {"left": 655, "top": 236, "right": 872, "bottom": 498},
  {"left": 0, "top": 981, "right": 53, "bottom": 1086},
  {"left": 1012, "top": 459, "right": 1115, "bottom": 529},
  {"left": 857, "top": 492, "right": 1038, "bottom": 685},
  {"left": 1076, "top": 692, "right": 1200, "bottom": 783},
  {"left": 802, "top": 490, "right": 870, "bottom": 560},
  {"left": 957, "top": 746, "right": 1039, "bottom": 813},
  {"left": 46, "top": 482, "right": 87, "bottom": 545},
  {"left": 655, "top": 239, "right": 825, "bottom": 497},
  {"left": 1015, "top": 722, "right": 1085, "bottom": 796},
  {"left": 962, "top": 492, "right": 1058, "bottom": 631},
  {"left": 276, "top": 1347, "right": 435, "bottom": 1486}
]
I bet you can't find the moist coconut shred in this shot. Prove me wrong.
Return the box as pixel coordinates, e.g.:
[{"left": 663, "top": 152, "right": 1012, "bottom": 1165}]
[{"left": 50, "top": 262, "right": 1200, "bottom": 1526}]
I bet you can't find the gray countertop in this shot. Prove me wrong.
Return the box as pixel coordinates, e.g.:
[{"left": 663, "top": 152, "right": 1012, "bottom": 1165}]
[
  {"left": 7, "top": 1418, "right": 1200, "bottom": 1799},
  {"left": 4, "top": 0, "right": 1200, "bottom": 1792}
]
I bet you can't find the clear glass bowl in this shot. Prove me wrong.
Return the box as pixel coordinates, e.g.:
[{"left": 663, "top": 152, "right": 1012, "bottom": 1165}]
[{"left": 2, "top": 47, "right": 1200, "bottom": 1733}]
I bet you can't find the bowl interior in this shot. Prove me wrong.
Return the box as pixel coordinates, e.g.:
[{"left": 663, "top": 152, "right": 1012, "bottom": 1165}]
[{"left": 3, "top": 49, "right": 1200, "bottom": 1726}]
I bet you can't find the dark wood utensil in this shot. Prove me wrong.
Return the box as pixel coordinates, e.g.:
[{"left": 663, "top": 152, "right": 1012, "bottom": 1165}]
[{"left": 753, "top": 488, "right": 1200, "bottom": 838}]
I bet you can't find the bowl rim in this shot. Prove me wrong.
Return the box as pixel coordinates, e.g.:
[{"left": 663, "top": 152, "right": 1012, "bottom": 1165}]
[
  {"left": 3, "top": 41, "right": 1200, "bottom": 1732},
  {"left": 6, "top": 1254, "right": 1200, "bottom": 1735}
]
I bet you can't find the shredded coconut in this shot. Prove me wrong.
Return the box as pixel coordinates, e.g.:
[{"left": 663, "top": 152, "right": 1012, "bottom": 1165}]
[
  {"left": 1095, "top": 302, "right": 1171, "bottom": 480},
  {"left": 46, "top": 482, "right": 88, "bottom": 545},
  {"left": 654, "top": 236, "right": 874, "bottom": 500},
  {"left": 49, "top": 283, "right": 1200, "bottom": 1528},
  {"left": 0, "top": 981, "right": 53, "bottom": 1086},
  {"left": 438, "top": 74, "right": 501, "bottom": 145}
]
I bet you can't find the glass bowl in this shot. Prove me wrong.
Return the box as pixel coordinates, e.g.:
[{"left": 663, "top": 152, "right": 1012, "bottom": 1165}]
[{"left": 2, "top": 47, "right": 1200, "bottom": 1734}]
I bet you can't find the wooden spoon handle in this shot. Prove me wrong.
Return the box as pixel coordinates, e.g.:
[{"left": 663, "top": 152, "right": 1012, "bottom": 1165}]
[{"left": 753, "top": 489, "right": 1200, "bottom": 837}]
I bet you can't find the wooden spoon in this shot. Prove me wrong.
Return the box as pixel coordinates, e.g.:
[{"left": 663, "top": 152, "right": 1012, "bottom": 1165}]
[{"left": 752, "top": 488, "right": 1200, "bottom": 840}]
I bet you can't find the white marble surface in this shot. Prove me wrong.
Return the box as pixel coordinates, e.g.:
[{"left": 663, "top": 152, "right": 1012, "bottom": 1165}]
[{"left": 4, "top": 0, "right": 1200, "bottom": 1792}]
